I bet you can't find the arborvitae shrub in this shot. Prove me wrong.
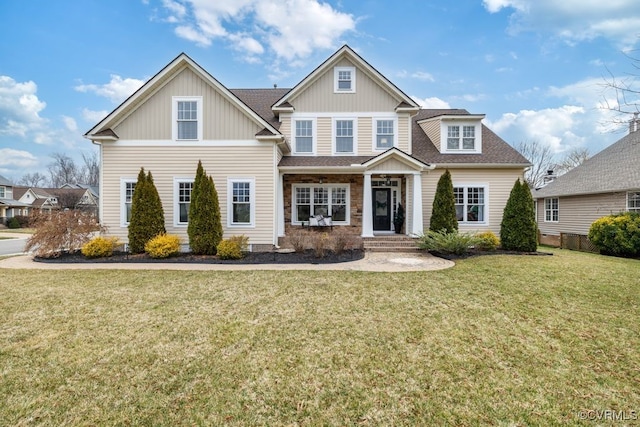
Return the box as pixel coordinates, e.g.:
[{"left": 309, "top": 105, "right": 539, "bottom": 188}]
[
  {"left": 500, "top": 179, "right": 537, "bottom": 252},
  {"left": 128, "top": 168, "right": 166, "bottom": 254},
  {"left": 588, "top": 212, "right": 640, "bottom": 257},
  {"left": 430, "top": 169, "right": 458, "bottom": 233},
  {"left": 188, "top": 161, "right": 223, "bottom": 255},
  {"left": 81, "top": 236, "right": 120, "bottom": 258},
  {"left": 144, "top": 234, "right": 180, "bottom": 259}
]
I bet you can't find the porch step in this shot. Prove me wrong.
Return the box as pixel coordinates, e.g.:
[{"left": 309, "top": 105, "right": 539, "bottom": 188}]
[{"left": 363, "top": 236, "right": 421, "bottom": 253}]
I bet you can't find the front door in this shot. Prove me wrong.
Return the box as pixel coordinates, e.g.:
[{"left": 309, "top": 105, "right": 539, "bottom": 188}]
[{"left": 373, "top": 188, "right": 391, "bottom": 231}]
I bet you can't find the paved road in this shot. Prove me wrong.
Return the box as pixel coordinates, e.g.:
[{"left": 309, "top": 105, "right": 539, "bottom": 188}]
[{"left": 0, "top": 233, "right": 29, "bottom": 256}]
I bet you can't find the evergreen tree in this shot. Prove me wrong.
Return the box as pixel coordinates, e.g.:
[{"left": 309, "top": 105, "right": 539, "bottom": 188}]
[
  {"left": 430, "top": 169, "right": 458, "bottom": 233},
  {"left": 188, "top": 161, "right": 223, "bottom": 255},
  {"left": 128, "top": 168, "right": 166, "bottom": 254},
  {"left": 500, "top": 178, "right": 537, "bottom": 252}
]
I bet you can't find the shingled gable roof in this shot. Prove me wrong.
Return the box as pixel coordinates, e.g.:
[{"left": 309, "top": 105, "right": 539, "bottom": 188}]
[
  {"left": 533, "top": 130, "right": 640, "bottom": 199},
  {"left": 84, "top": 53, "right": 282, "bottom": 141},
  {"left": 272, "top": 45, "right": 420, "bottom": 112}
]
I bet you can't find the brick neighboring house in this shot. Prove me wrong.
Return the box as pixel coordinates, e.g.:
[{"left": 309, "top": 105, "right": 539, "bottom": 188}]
[
  {"left": 533, "top": 119, "right": 640, "bottom": 246},
  {"left": 84, "top": 45, "right": 529, "bottom": 251}
]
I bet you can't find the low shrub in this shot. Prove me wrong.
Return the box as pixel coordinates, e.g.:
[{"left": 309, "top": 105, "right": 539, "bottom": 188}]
[
  {"left": 81, "top": 236, "right": 120, "bottom": 258},
  {"left": 13, "top": 215, "right": 31, "bottom": 228},
  {"left": 144, "top": 234, "right": 181, "bottom": 259},
  {"left": 418, "top": 229, "right": 479, "bottom": 255},
  {"left": 228, "top": 235, "right": 249, "bottom": 253},
  {"left": 588, "top": 212, "right": 640, "bottom": 257},
  {"left": 332, "top": 230, "right": 360, "bottom": 254},
  {"left": 217, "top": 239, "right": 244, "bottom": 260},
  {"left": 475, "top": 231, "right": 500, "bottom": 251},
  {"left": 285, "top": 228, "right": 309, "bottom": 253},
  {"left": 311, "top": 232, "right": 330, "bottom": 258},
  {"left": 6, "top": 217, "right": 20, "bottom": 229},
  {"left": 25, "top": 211, "right": 102, "bottom": 258}
]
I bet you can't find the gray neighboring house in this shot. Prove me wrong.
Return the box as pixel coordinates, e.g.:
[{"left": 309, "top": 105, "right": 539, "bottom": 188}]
[
  {"left": 533, "top": 121, "right": 640, "bottom": 246},
  {"left": 0, "top": 175, "right": 30, "bottom": 225}
]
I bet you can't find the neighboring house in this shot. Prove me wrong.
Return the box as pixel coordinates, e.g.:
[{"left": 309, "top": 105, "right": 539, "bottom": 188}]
[
  {"left": 13, "top": 187, "right": 57, "bottom": 215},
  {"left": 14, "top": 185, "right": 99, "bottom": 216},
  {"left": 533, "top": 121, "right": 640, "bottom": 246},
  {"left": 84, "top": 46, "right": 529, "bottom": 251},
  {"left": 0, "top": 175, "right": 30, "bottom": 224}
]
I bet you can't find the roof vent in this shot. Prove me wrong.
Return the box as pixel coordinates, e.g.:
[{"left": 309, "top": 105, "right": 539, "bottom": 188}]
[{"left": 630, "top": 112, "right": 639, "bottom": 134}]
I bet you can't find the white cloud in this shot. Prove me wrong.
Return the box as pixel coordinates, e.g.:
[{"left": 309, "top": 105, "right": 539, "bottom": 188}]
[
  {"left": 82, "top": 108, "right": 109, "bottom": 123},
  {"left": 0, "top": 76, "right": 47, "bottom": 137},
  {"left": 62, "top": 116, "right": 78, "bottom": 132},
  {"left": 411, "top": 71, "right": 435, "bottom": 82},
  {"left": 411, "top": 96, "right": 451, "bottom": 109},
  {"left": 74, "top": 75, "right": 145, "bottom": 104},
  {"left": 482, "top": 0, "right": 640, "bottom": 47},
  {"left": 155, "top": 0, "right": 356, "bottom": 64},
  {"left": 0, "top": 148, "right": 38, "bottom": 168}
]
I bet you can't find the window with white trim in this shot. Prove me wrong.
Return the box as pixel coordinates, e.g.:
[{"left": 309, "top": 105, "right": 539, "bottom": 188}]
[
  {"left": 293, "top": 184, "right": 349, "bottom": 224},
  {"left": 173, "top": 96, "right": 202, "bottom": 141},
  {"left": 544, "top": 198, "right": 559, "bottom": 222},
  {"left": 334, "top": 119, "right": 355, "bottom": 154},
  {"left": 441, "top": 121, "right": 482, "bottom": 153},
  {"left": 0, "top": 186, "right": 5, "bottom": 198},
  {"left": 334, "top": 66, "right": 355, "bottom": 93},
  {"left": 228, "top": 178, "right": 255, "bottom": 227},
  {"left": 454, "top": 186, "right": 486, "bottom": 222},
  {"left": 627, "top": 191, "right": 640, "bottom": 213},
  {"left": 294, "top": 119, "right": 314, "bottom": 154},
  {"left": 375, "top": 119, "right": 394, "bottom": 150},
  {"left": 174, "top": 179, "right": 194, "bottom": 225},
  {"left": 121, "top": 180, "right": 136, "bottom": 226}
]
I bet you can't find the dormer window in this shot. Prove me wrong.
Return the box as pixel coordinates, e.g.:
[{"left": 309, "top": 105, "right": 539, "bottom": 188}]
[
  {"left": 447, "top": 125, "right": 476, "bottom": 150},
  {"left": 438, "top": 117, "right": 483, "bottom": 154},
  {"left": 334, "top": 67, "right": 355, "bottom": 93}
]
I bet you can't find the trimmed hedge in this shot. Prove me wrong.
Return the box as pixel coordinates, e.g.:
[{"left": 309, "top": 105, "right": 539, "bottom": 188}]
[{"left": 588, "top": 212, "right": 640, "bottom": 257}]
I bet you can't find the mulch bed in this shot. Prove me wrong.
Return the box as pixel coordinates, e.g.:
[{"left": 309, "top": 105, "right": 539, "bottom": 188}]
[{"left": 34, "top": 249, "right": 365, "bottom": 265}]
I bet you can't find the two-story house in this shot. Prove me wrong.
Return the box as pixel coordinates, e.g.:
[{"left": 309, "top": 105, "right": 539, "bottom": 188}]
[
  {"left": 0, "top": 175, "right": 30, "bottom": 224},
  {"left": 84, "top": 45, "right": 529, "bottom": 251}
]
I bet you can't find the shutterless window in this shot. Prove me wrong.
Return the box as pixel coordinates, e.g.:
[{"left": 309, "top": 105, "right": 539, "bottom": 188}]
[
  {"left": 178, "top": 181, "right": 193, "bottom": 223},
  {"left": 629, "top": 192, "right": 640, "bottom": 213},
  {"left": 447, "top": 125, "right": 476, "bottom": 150},
  {"left": 545, "top": 198, "right": 559, "bottom": 222},
  {"left": 462, "top": 126, "right": 475, "bottom": 149},
  {"left": 447, "top": 126, "right": 460, "bottom": 150},
  {"left": 0, "top": 187, "right": 5, "bottom": 198},
  {"left": 337, "top": 70, "right": 352, "bottom": 90},
  {"left": 376, "top": 120, "right": 394, "bottom": 149},
  {"left": 177, "top": 101, "right": 198, "bottom": 140},
  {"left": 125, "top": 182, "right": 136, "bottom": 223},
  {"left": 293, "top": 185, "right": 349, "bottom": 223},
  {"left": 232, "top": 182, "right": 251, "bottom": 224},
  {"left": 454, "top": 186, "right": 485, "bottom": 222},
  {"left": 335, "top": 120, "right": 354, "bottom": 153},
  {"left": 295, "top": 120, "right": 313, "bottom": 153}
]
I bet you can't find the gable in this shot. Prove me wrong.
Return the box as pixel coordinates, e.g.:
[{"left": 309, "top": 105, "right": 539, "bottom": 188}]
[{"left": 113, "top": 67, "right": 264, "bottom": 140}]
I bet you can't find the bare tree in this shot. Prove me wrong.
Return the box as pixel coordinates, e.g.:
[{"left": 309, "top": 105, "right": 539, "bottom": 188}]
[
  {"left": 515, "top": 140, "right": 556, "bottom": 189},
  {"left": 48, "top": 153, "right": 80, "bottom": 187},
  {"left": 18, "top": 172, "right": 48, "bottom": 187},
  {"left": 80, "top": 151, "right": 99, "bottom": 187},
  {"left": 554, "top": 147, "right": 590, "bottom": 175},
  {"left": 600, "top": 50, "right": 640, "bottom": 129}
]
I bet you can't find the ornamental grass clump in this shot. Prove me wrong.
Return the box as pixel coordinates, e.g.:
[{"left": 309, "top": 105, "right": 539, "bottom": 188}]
[
  {"left": 418, "top": 229, "right": 479, "bottom": 255},
  {"left": 144, "top": 234, "right": 181, "bottom": 259},
  {"left": 81, "top": 236, "right": 120, "bottom": 258}
]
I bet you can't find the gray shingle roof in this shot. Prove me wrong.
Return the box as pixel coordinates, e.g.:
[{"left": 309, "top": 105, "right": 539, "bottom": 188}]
[
  {"left": 230, "top": 88, "right": 291, "bottom": 130},
  {"left": 534, "top": 130, "right": 640, "bottom": 198},
  {"left": 0, "top": 174, "right": 15, "bottom": 187}
]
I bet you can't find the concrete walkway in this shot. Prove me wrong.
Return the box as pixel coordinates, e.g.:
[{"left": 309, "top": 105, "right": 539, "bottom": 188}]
[{"left": 0, "top": 251, "right": 454, "bottom": 272}]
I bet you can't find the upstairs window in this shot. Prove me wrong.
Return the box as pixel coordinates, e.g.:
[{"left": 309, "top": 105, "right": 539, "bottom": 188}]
[
  {"left": 375, "top": 119, "right": 395, "bottom": 150},
  {"left": 334, "top": 119, "right": 355, "bottom": 154},
  {"left": 440, "top": 120, "right": 482, "bottom": 153},
  {"left": 294, "top": 119, "right": 314, "bottom": 154},
  {"left": 173, "top": 97, "right": 202, "bottom": 141},
  {"left": 334, "top": 66, "right": 356, "bottom": 93},
  {"left": 0, "top": 186, "right": 5, "bottom": 198}
]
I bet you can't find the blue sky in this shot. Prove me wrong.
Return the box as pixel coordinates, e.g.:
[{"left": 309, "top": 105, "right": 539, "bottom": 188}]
[{"left": 1, "top": 0, "right": 639, "bottom": 182}]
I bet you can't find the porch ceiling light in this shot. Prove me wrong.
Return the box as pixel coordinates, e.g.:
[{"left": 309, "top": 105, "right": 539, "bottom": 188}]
[{"left": 385, "top": 176, "right": 391, "bottom": 186}]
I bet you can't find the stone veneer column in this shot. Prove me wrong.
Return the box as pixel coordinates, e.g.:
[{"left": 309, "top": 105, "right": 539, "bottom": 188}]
[
  {"left": 411, "top": 172, "right": 423, "bottom": 236},
  {"left": 362, "top": 172, "right": 374, "bottom": 237}
]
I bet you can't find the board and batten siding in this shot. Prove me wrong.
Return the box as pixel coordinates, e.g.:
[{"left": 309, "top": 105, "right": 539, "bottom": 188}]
[
  {"left": 113, "top": 67, "right": 263, "bottom": 141},
  {"left": 421, "top": 168, "right": 524, "bottom": 236},
  {"left": 101, "top": 143, "right": 276, "bottom": 246},
  {"left": 536, "top": 192, "right": 627, "bottom": 236},
  {"left": 289, "top": 58, "right": 401, "bottom": 112}
]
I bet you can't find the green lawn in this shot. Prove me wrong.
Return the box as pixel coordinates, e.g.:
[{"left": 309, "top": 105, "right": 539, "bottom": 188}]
[{"left": 1, "top": 249, "right": 638, "bottom": 425}]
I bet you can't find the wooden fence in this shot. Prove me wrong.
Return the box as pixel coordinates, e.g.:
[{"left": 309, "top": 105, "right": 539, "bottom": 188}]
[{"left": 560, "top": 233, "right": 599, "bottom": 253}]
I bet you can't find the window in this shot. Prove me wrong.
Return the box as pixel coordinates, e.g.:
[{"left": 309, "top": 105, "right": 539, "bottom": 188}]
[
  {"left": 334, "top": 66, "right": 356, "bottom": 93},
  {"left": 335, "top": 119, "right": 355, "bottom": 153},
  {"left": 627, "top": 192, "right": 640, "bottom": 213},
  {"left": 294, "top": 119, "right": 314, "bottom": 154},
  {"left": 174, "top": 180, "right": 194, "bottom": 225},
  {"left": 121, "top": 180, "right": 136, "bottom": 226},
  {"left": 292, "top": 185, "right": 350, "bottom": 224},
  {"left": 544, "top": 198, "right": 559, "bottom": 222},
  {"left": 441, "top": 121, "right": 482, "bottom": 153},
  {"left": 454, "top": 186, "right": 485, "bottom": 222},
  {"left": 228, "top": 178, "right": 255, "bottom": 227},
  {"left": 0, "top": 186, "right": 5, "bottom": 198},
  {"left": 375, "top": 119, "right": 394, "bottom": 150},
  {"left": 173, "top": 97, "right": 202, "bottom": 141}
]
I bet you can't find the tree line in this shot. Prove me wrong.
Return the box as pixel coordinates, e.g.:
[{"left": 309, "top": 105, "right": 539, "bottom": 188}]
[{"left": 17, "top": 152, "right": 99, "bottom": 188}]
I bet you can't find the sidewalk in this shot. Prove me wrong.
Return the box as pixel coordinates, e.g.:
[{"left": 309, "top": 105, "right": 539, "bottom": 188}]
[{"left": 0, "top": 251, "right": 454, "bottom": 272}]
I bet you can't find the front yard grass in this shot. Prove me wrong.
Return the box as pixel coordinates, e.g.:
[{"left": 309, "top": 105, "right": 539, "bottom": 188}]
[{"left": 1, "top": 249, "right": 638, "bottom": 425}]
